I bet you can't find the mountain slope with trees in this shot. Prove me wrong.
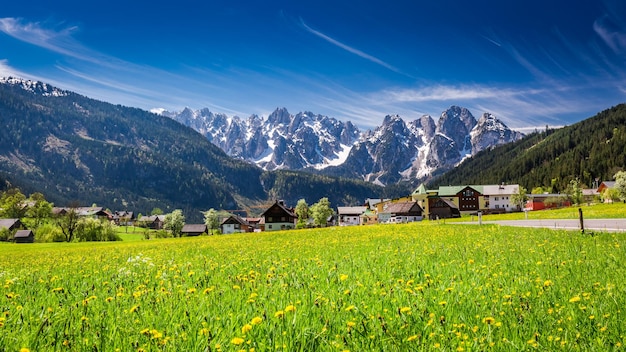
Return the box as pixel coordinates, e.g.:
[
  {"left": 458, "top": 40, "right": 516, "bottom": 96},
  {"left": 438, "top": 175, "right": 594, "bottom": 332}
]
[
  {"left": 0, "top": 78, "right": 390, "bottom": 221},
  {"left": 430, "top": 104, "right": 626, "bottom": 192}
]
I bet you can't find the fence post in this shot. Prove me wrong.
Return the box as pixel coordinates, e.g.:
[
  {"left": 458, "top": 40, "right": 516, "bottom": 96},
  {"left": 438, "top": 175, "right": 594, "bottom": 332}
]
[{"left": 578, "top": 208, "right": 584, "bottom": 234}]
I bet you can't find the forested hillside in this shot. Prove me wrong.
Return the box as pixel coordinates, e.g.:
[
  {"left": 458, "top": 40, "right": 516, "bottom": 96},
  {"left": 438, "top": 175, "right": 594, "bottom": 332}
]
[
  {"left": 0, "top": 79, "right": 388, "bottom": 220},
  {"left": 430, "top": 104, "right": 626, "bottom": 191}
]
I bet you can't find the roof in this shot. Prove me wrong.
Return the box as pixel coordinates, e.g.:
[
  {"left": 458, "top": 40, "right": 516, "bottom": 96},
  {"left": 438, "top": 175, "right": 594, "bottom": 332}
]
[
  {"left": 140, "top": 215, "right": 166, "bottom": 222},
  {"left": 412, "top": 184, "right": 428, "bottom": 195},
  {"left": 181, "top": 224, "right": 208, "bottom": 233},
  {"left": 432, "top": 198, "right": 459, "bottom": 209},
  {"left": 0, "top": 218, "right": 20, "bottom": 229},
  {"left": 260, "top": 200, "right": 296, "bottom": 217},
  {"left": 337, "top": 206, "right": 367, "bottom": 215},
  {"left": 52, "top": 207, "right": 111, "bottom": 217},
  {"left": 482, "top": 184, "right": 519, "bottom": 195},
  {"left": 437, "top": 185, "right": 483, "bottom": 196},
  {"left": 222, "top": 215, "right": 250, "bottom": 226},
  {"left": 382, "top": 201, "right": 423, "bottom": 214},
  {"left": 14, "top": 229, "right": 33, "bottom": 238}
]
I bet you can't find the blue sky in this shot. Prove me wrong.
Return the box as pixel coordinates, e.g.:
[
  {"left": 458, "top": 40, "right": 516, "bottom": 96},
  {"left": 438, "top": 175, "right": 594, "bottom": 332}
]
[{"left": 1, "top": 0, "right": 625, "bottom": 130}]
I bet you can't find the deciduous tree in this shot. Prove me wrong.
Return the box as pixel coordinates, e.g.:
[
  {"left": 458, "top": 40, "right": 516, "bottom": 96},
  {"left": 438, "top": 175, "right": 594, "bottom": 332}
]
[
  {"left": 310, "top": 197, "right": 333, "bottom": 227},
  {"left": 164, "top": 209, "right": 185, "bottom": 237}
]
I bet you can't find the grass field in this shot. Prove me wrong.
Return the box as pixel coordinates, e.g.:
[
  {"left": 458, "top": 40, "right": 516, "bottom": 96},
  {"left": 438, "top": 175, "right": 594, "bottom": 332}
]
[
  {"left": 447, "top": 202, "right": 626, "bottom": 222},
  {"left": 1, "top": 223, "right": 625, "bottom": 351}
]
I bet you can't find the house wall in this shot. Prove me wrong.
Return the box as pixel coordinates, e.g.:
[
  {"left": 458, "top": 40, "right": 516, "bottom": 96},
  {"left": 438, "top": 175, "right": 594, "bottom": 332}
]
[
  {"left": 488, "top": 195, "right": 514, "bottom": 211},
  {"left": 339, "top": 215, "right": 361, "bottom": 226},
  {"left": 264, "top": 222, "right": 295, "bottom": 231},
  {"left": 222, "top": 223, "right": 242, "bottom": 234}
]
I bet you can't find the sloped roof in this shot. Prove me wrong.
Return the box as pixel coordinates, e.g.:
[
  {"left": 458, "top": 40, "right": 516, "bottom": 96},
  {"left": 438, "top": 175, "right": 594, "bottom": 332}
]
[
  {"left": 181, "top": 224, "right": 208, "bottom": 233},
  {"left": 437, "top": 185, "right": 483, "bottom": 196},
  {"left": 482, "top": 184, "right": 519, "bottom": 196},
  {"left": 222, "top": 215, "right": 250, "bottom": 226},
  {"left": 337, "top": 206, "right": 367, "bottom": 215},
  {"left": 0, "top": 218, "right": 20, "bottom": 230},
  {"left": 382, "top": 201, "right": 423, "bottom": 215},
  {"left": 14, "top": 229, "right": 33, "bottom": 238},
  {"left": 260, "top": 200, "right": 296, "bottom": 217}
]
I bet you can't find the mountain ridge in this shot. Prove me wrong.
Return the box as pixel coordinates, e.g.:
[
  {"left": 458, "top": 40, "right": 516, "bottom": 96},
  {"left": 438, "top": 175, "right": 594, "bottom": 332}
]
[{"left": 164, "top": 105, "right": 524, "bottom": 186}]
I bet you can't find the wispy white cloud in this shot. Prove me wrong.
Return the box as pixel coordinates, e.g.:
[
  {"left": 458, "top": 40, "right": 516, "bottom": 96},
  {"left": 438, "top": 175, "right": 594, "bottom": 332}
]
[
  {"left": 593, "top": 16, "right": 626, "bottom": 54},
  {"left": 299, "top": 18, "right": 403, "bottom": 75}
]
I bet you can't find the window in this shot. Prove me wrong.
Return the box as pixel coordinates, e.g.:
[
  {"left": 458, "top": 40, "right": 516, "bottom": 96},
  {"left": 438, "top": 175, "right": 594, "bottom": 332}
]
[{"left": 494, "top": 197, "right": 499, "bottom": 201}]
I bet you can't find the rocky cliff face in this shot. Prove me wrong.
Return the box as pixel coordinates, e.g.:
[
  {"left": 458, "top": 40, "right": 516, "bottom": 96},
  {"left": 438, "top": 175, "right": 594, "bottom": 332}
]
[{"left": 164, "top": 105, "right": 524, "bottom": 185}]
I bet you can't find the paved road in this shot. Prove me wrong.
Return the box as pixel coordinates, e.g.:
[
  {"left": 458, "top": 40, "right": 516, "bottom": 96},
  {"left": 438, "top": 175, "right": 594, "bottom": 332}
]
[{"left": 458, "top": 219, "right": 626, "bottom": 232}]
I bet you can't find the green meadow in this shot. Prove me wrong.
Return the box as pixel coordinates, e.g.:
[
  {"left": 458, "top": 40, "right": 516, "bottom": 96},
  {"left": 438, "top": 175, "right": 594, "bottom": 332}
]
[{"left": 1, "top": 223, "right": 625, "bottom": 351}]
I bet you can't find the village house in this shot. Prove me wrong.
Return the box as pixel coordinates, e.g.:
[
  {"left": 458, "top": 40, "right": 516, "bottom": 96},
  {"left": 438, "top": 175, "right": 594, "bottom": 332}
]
[
  {"left": 378, "top": 201, "right": 423, "bottom": 223},
  {"left": 139, "top": 215, "right": 166, "bottom": 230},
  {"left": 221, "top": 215, "right": 253, "bottom": 234},
  {"left": 260, "top": 200, "right": 296, "bottom": 231},
  {"left": 337, "top": 206, "right": 367, "bottom": 226},
  {"left": 482, "top": 184, "right": 520, "bottom": 212}
]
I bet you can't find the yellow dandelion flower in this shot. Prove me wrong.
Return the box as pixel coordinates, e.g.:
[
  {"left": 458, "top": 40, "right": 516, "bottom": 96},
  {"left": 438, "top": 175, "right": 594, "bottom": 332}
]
[
  {"left": 434, "top": 343, "right": 441, "bottom": 348},
  {"left": 569, "top": 296, "right": 581, "bottom": 303},
  {"left": 439, "top": 301, "right": 447, "bottom": 306},
  {"left": 400, "top": 307, "right": 411, "bottom": 314},
  {"left": 241, "top": 324, "right": 253, "bottom": 334},
  {"left": 129, "top": 305, "right": 140, "bottom": 313},
  {"left": 407, "top": 335, "right": 418, "bottom": 342},
  {"left": 340, "top": 274, "right": 348, "bottom": 281},
  {"left": 285, "top": 305, "right": 296, "bottom": 313},
  {"left": 345, "top": 305, "right": 356, "bottom": 312},
  {"left": 543, "top": 280, "right": 553, "bottom": 287},
  {"left": 251, "top": 316, "right": 263, "bottom": 325},
  {"left": 231, "top": 337, "right": 245, "bottom": 345},
  {"left": 274, "top": 310, "right": 285, "bottom": 319},
  {"left": 347, "top": 321, "right": 356, "bottom": 328},
  {"left": 482, "top": 317, "right": 495, "bottom": 325},
  {"left": 20, "top": 349, "right": 30, "bottom": 352},
  {"left": 203, "top": 287, "right": 215, "bottom": 294}
]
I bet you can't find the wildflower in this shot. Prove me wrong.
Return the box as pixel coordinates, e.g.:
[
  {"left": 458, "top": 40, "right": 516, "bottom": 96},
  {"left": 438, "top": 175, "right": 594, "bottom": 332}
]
[
  {"left": 345, "top": 305, "right": 356, "bottom": 312},
  {"left": 251, "top": 316, "right": 263, "bottom": 325},
  {"left": 20, "top": 348, "right": 30, "bottom": 352},
  {"left": 439, "top": 301, "right": 447, "bottom": 306},
  {"left": 231, "top": 337, "right": 244, "bottom": 345},
  {"left": 400, "top": 307, "right": 411, "bottom": 314},
  {"left": 340, "top": 274, "right": 348, "bottom": 281},
  {"left": 52, "top": 287, "right": 64, "bottom": 293},
  {"left": 203, "top": 287, "right": 215, "bottom": 294},
  {"left": 274, "top": 310, "right": 285, "bottom": 319},
  {"left": 241, "top": 324, "right": 252, "bottom": 334},
  {"left": 129, "top": 305, "right": 140, "bottom": 313},
  {"left": 347, "top": 321, "right": 356, "bottom": 328},
  {"left": 569, "top": 296, "right": 581, "bottom": 303},
  {"left": 543, "top": 280, "right": 553, "bottom": 287},
  {"left": 483, "top": 317, "right": 495, "bottom": 325},
  {"left": 285, "top": 305, "right": 296, "bottom": 313},
  {"left": 407, "top": 335, "right": 418, "bottom": 342},
  {"left": 199, "top": 328, "right": 210, "bottom": 336}
]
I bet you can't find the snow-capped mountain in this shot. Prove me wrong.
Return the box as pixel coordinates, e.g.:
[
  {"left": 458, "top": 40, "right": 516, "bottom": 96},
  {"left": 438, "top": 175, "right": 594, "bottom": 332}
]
[
  {"left": 163, "top": 105, "right": 524, "bottom": 186},
  {"left": 161, "top": 107, "right": 360, "bottom": 170},
  {"left": 0, "top": 77, "right": 69, "bottom": 97}
]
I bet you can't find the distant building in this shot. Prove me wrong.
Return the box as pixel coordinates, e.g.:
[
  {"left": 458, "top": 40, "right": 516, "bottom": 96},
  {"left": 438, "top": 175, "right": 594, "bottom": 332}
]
[
  {"left": 260, "top": 200, "right": 296, "bottom": 231},
  {"left": 14, "top": 230, "right": 34, "bottom": 243},
  {"left": 337, "top": 206, "right": 367, "bottom": 226}
]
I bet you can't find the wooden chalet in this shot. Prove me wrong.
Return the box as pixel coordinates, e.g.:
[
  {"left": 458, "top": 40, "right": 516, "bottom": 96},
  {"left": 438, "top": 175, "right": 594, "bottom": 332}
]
[
  {"left": 260, "top": 200, "right": 296, "bottom": 231},
  {"left": 428, "top": 198, "right": 461, "bottom": 219}
]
